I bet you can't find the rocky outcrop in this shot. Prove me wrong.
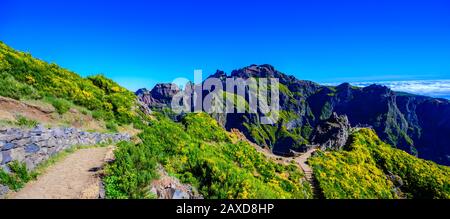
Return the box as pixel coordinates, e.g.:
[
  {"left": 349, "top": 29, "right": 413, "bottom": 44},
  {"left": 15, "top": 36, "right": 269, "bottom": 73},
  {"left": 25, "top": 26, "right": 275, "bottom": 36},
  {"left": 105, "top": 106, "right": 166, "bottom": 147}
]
[
  {"left": 311, "top": 113, "right": 351, "bottom": 150},
  {"left": 150, "top": 165, "right": 203, "bottom": 199},
  {"left": 136, "top": 84, "right": 180, "bottom": 109}
]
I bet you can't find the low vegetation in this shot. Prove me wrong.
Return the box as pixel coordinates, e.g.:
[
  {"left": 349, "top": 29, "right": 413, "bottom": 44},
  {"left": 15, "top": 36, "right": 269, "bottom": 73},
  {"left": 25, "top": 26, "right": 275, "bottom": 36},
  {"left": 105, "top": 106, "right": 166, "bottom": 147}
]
[
  {"left": 104, "top": 112, "right": 313, "bottom": 199},
  {"left": 0, "top": 161, "right": 36, "bottom": 191},
  {"left": 0, "top": 41, "right": 136, "bottom": 124},
  {"left": 310, "top": 129, "right": 450, "bottom": 199}
]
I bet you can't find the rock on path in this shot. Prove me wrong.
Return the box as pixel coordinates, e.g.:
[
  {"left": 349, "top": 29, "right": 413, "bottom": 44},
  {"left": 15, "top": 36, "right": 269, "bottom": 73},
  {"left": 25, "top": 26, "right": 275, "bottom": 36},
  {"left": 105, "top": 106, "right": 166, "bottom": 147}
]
[{"left": 9, "top": 146, "right": 113, "bottom": 199}]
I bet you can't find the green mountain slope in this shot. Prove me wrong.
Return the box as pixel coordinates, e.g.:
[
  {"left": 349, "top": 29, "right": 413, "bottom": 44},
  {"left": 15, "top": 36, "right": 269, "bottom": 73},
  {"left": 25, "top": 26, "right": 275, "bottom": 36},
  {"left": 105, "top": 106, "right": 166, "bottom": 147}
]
[
  {"left": 105, "top": 112, "right": 313, "bottom": 199},
  {"left": 310, "top": 129, "right": 450, "bottom": 199},
  {"left": 0, "top": 41, "right": 136, "bottom": 124}
]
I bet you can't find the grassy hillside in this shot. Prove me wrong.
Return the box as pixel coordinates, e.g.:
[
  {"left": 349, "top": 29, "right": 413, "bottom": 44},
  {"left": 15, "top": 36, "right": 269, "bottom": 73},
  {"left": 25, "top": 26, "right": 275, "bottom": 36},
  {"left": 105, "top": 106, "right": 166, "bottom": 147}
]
[
  {"left": 0, "top": 41, "right": 136, "bottom": 125},
  {"left": 310, "top": 129, "right": 450, "bottom": 199},
  {"left": 104, "top": 112, "right": 313, "bottom": 199}
]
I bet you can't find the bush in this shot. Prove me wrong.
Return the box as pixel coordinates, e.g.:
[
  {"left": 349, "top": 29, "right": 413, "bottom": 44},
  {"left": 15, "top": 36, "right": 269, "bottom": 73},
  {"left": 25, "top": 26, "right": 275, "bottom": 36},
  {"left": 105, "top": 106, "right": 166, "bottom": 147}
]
[
  {"left": 0, "top": 161, "right": 34, "bottom": 191},
  {"left": 15, "top": 115, "right": 38, "bottom": 128},
  {"left": 92, "top": 110, "right": 115, "bottom": 121},
  {"left": 0, "top": 72, "right": 40, "bottom": 100},
  {"left": 45, "top": 97, "right": 72, "bottom": 114},
  {"left": 104, "top": 141, "right": 159, "bottom": 199},
  {"left": 105, "top": 120, "right": 118, "bottom": 132}
]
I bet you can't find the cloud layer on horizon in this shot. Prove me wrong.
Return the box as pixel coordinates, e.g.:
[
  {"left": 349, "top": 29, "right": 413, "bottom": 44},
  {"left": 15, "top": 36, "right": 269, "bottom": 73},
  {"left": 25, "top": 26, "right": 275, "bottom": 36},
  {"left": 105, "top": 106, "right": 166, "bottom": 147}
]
[{"left": 328, "top": 80, "right": 450, "bottom": 99}]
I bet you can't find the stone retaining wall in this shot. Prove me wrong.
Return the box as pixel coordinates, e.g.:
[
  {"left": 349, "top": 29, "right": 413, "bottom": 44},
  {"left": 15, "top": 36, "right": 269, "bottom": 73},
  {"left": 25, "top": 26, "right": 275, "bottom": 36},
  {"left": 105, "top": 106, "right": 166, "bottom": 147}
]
[{"left": 0, "top": 125, "right": 130, "bottom": 197}]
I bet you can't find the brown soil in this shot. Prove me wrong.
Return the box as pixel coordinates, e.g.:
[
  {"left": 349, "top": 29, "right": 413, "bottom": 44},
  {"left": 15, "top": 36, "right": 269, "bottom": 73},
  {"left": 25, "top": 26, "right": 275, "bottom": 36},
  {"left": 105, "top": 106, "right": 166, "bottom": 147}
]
[
  {"left": 0, "top": 96, "right": 55, "bottom": 123},
  {"left": 0, "top": 96, "right": 105, "bottom": 131}
]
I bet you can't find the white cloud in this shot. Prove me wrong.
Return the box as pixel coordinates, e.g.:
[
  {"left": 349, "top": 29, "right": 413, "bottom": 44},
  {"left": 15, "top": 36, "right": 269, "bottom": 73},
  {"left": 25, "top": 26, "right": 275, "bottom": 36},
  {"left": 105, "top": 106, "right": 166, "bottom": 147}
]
[{"left": 327, "top": 80, "right": 450, "bottom": 99}]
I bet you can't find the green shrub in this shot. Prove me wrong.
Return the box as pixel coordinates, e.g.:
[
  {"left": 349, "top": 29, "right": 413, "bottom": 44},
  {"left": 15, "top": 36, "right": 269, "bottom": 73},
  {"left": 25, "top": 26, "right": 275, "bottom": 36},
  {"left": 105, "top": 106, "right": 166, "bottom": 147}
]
[
  {"left": 105, "top": 120, "right": 118, "bottom": 132},
  {"left": 45, "top": 97, "right": 72, "bottom": 114},
  {"left": 181, "top": 112, "right": 230, "bottom": 142},
  {"left": 15, "top": 115, "right": 38, "bottom": 128},
  {"left": 0, "top": 161, "right": 34, "bottom": 191},
  {"left": 92, "top": 110, "right": 115, "bottom": 121},
  {"left": 0, "top": 72, "right": 40, "bottom": 100},
  {"left": 104, "top": 141, "right": 159, "bottom": 199}
]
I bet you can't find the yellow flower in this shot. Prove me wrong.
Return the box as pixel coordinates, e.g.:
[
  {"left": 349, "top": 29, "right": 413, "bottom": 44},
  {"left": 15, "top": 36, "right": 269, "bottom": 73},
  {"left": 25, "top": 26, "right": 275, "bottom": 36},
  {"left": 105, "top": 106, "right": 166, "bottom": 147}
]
[{"left": 25, "top": 75, "right": 36, "bottom": 84}]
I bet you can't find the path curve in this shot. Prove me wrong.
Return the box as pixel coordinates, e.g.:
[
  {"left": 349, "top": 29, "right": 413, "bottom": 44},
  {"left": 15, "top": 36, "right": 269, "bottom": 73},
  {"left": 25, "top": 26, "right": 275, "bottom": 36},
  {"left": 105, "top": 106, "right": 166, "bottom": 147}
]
[{"left": 9, "top": 147, "right": 113, "bottom": 199}]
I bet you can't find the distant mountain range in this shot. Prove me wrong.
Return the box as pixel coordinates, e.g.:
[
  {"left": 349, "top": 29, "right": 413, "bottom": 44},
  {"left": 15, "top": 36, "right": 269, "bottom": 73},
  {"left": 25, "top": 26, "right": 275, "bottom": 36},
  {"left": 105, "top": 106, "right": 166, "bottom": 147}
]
[
  {"left": 138, "top": 64, "right": 450, "bottom": 166},
  {"left": 328, "top": 80, "right": 450, "bottom": 100}
]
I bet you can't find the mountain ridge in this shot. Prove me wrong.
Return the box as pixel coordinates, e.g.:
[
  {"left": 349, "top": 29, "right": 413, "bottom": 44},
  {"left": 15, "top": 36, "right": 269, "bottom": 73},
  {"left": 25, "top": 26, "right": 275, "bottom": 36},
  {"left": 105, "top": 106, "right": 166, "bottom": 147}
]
[{"left": 138, "top": 64, "right": 450, "bottom": 166}]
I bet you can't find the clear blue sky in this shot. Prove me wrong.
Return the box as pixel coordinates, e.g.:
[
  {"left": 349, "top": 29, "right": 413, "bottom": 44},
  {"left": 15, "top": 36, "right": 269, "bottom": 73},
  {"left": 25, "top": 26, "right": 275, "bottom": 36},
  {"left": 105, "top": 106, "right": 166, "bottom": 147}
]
[{"left": 1, "top": 0, "right": 449, "bottom": 91}]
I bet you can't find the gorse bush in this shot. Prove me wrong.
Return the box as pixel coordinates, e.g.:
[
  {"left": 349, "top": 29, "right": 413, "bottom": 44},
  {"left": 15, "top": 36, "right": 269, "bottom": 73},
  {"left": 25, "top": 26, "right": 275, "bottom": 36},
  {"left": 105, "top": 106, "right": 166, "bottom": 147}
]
[
  {"left": 309, "top": 149, "right": 397, "bottom": 199},
  {"left": 353, "top": 129, "right": 450, "bottom": 199},
  {"left": 181, "top": 113, "right": 230, "bottom": 142},
  {"left": 104, "top": 141, "right": 159, "bottom": 199},
  {"left": 104, "top": 112, "right": 313, "bottom": 199},
  {"left": 0, "top": 72, "right": 40, "bottom": 100}
]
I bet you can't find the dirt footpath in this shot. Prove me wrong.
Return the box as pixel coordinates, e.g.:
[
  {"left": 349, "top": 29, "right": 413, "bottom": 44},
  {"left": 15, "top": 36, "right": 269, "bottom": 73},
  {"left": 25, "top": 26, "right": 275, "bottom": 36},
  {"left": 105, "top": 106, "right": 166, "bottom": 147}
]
[{"left": 9, "top": 147, "right": 113, "bottom": 199}]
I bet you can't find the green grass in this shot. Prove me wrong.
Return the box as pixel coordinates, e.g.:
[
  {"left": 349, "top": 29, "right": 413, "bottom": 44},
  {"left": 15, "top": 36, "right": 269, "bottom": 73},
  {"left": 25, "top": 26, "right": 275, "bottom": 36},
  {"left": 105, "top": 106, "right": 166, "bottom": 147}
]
[
  {"left": 0, "top": 72, "right": 41, "bottom": 100},
  {"left": 0, "top": 161, "right": 36, "bottom": 191},
  {"left": 15, "top": 115, "right": 38, "bottom": 128},
  {"left": 44, "top": 96, "right": 72, "bottom": 114}
]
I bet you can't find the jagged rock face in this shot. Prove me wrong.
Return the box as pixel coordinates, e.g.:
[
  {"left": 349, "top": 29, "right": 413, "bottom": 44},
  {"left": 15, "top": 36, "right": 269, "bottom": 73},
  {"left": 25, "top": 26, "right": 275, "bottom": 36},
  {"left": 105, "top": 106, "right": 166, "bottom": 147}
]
[
  {"left": 308, "top": 84, "right": 410, "bottom": 147},
  {"left": 139, "top": 64, "right": 450, "bottom": 166},
  {"left": 311, "top": 113, "right": 351, "bottom": 150},
  {"left": 136, "top": 83, "right": 180, "bottom": 108}
]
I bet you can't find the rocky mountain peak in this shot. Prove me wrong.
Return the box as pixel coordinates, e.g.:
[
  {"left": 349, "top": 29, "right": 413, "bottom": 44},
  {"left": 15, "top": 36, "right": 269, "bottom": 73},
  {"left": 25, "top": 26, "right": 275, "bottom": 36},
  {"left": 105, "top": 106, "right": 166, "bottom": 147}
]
[
  {"left": 208, "top": 70, "right": 227, "bottom": 80},
  {"left": 136, "top": 83, "right": 180, "bottom": 108},
  {"left": 150, "top": 83, "right": 180, "bottom": 98}
]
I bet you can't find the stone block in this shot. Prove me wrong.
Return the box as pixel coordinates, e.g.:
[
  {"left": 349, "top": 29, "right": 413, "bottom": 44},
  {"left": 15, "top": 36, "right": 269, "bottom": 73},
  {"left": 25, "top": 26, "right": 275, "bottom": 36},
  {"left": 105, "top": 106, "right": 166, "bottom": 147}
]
[
  {"left": 25, "top": 143, "right": 40, "bottom": 154},
  {"left": 1, "top": 151, "right": 12, "bottom": 164}
]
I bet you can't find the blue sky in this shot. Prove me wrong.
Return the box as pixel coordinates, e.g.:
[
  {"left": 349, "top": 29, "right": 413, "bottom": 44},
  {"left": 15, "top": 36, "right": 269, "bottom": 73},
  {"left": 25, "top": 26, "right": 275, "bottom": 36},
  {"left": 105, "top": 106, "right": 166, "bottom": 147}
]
[{"left": 1, "top": 0, "right": 450, "bottom": 92}]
